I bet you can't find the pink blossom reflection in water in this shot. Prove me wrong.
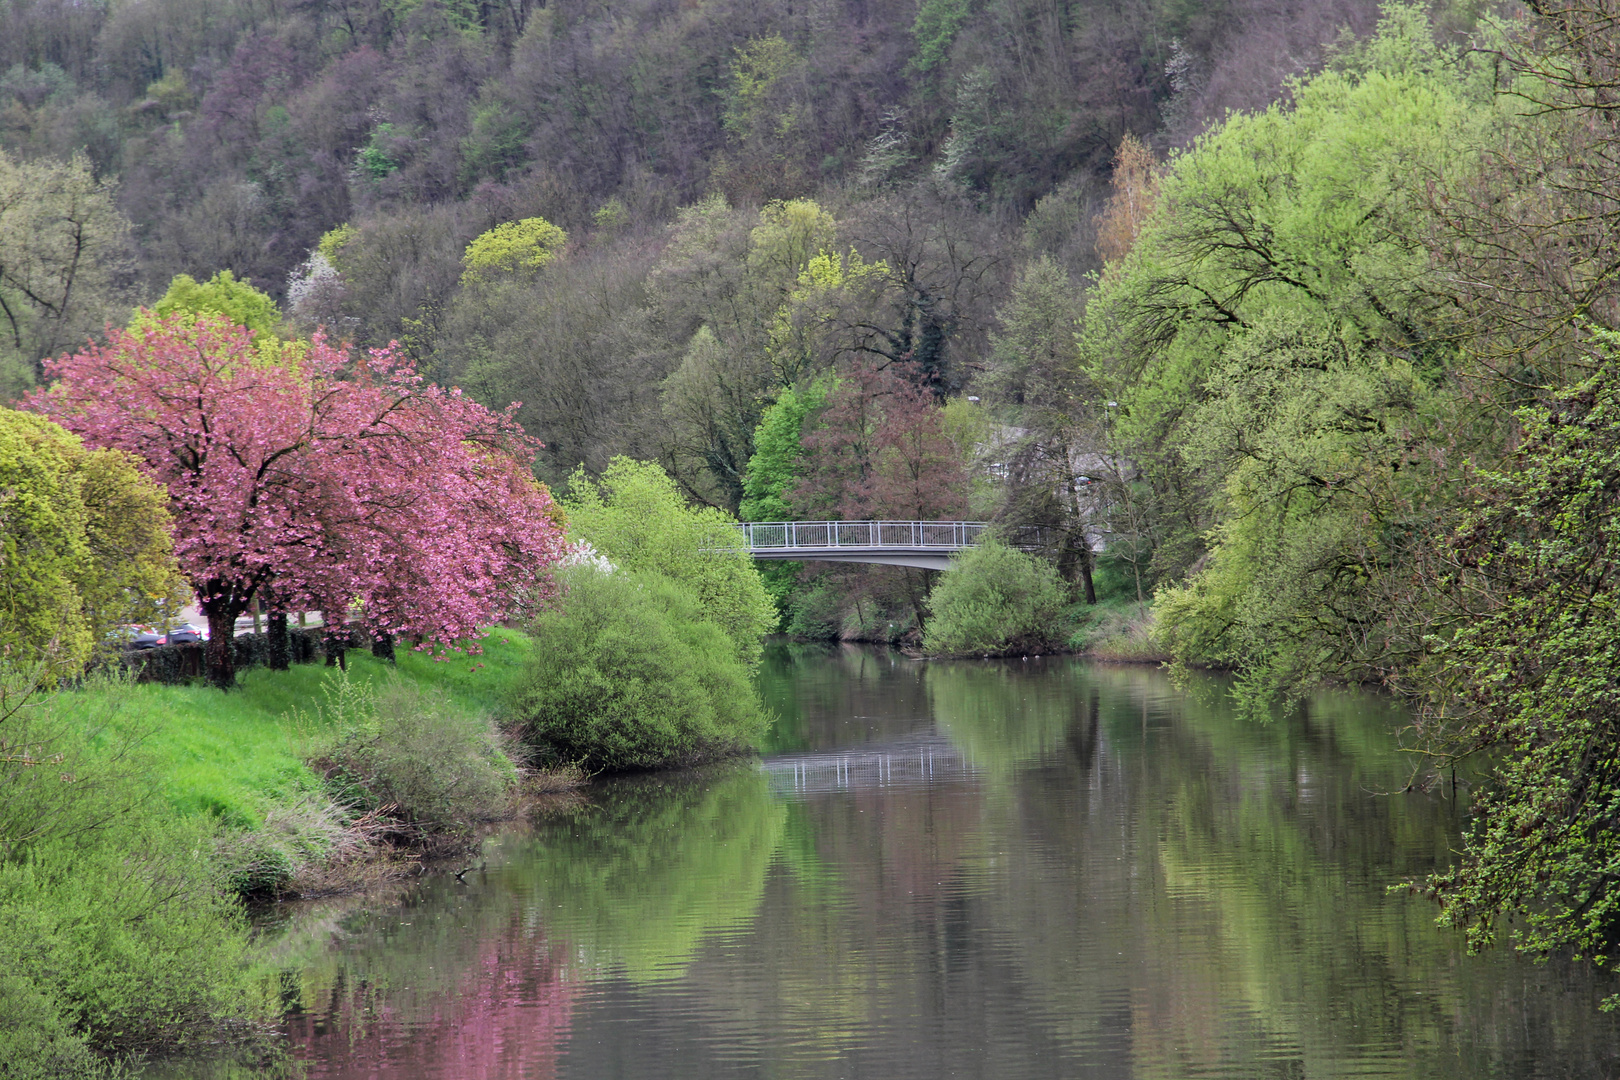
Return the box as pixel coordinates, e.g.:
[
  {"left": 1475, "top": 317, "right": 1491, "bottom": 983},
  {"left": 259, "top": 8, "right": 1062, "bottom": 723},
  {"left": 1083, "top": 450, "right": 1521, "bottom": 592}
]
[{"left": 286, "top": 918, "right": 576, "bottom": 1080}]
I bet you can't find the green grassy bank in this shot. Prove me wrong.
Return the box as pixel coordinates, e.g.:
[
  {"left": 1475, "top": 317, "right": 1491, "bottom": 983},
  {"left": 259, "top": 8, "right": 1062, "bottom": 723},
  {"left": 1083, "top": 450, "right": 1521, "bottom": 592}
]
[
  {"left": 77, "top": 631, "right": 537, "bottom": 828},
  {"left": 1, "top": 631, "right": 544, "bottom": 1078}
]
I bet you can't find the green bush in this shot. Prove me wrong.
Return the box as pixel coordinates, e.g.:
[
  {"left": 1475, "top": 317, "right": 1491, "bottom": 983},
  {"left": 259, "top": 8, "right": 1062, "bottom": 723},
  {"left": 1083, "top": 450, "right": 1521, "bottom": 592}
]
[
  {"left": 563, "top": 458, "right": 778, "bottom": 667},
  {"left": 508, "top": 568, "right": 770, "bottom": 771},
  {"left": 305, "top": 673, "right": 517, "bottom": 848},
  {"left": 0, "top": 971, "right": 121, "bottom": 1080},
  {"left": 923, "top": 540, "right": 1068, "bottom": 656},
  {"left": 0, "top": 822, "right": 259, "bottom": 1061},
  {"left": 784, "top": 579, "right": 843, "bottom": 640}
]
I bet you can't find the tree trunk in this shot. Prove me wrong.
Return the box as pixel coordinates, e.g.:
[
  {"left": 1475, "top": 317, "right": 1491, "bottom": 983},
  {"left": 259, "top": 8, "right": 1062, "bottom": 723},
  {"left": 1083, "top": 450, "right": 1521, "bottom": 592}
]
[
  {"left": 322, "top": 611, "right": 349, "bottom": 669},
  {"left": 202, "top": 601, "right": 239, "bottom": 689},
  {"left": 372, "top": 631, "right": 396, "bottom": 663},
  {"left": 1077, "top": 541, "right": 1097, "bottom": 605},
  {"left": 267, "top": 611, "right": 289, "bottom": 671},
  {"left": 1060, "top": 461, "right": 1098, "bottom": 605},
  {"left": 905, "top": 567, "right": 934, "bottom": 633},
  {"left": 1056, "top": 527, "right": 1097, "bottom": 605}
]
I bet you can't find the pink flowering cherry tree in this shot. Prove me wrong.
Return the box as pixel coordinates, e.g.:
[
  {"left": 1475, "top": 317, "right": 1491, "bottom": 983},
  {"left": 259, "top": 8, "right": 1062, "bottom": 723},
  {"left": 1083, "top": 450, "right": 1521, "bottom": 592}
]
[{"left": 32, "top": 314, "right": 566, "bottom": 687}]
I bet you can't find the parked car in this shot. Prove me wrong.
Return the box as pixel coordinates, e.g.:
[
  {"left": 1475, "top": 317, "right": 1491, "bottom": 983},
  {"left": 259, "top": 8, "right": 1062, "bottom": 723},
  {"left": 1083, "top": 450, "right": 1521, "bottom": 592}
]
[
  {"left": 114, "top": 622, "right": 207, "bottom": 649},
  {"left": 123, "top": 626, "right": 164, "bottom": 649}
]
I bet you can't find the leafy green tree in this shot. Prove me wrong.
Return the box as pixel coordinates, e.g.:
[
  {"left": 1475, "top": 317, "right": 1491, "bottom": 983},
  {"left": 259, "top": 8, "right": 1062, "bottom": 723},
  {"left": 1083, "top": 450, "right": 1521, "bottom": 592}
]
[
  {"left": 1080, "top": 5, "right": 1493, "bottom": 701},
  {"left": 908, "top": 0, "right": 972, "bottom": 76},
  {"left": 0, "top": 149, "right": 132, "bottom": 394},
  {"left": 739, "top": 375, "right": 835, "bottom": 625},
  {"left": 655, "top": 198, "right": 840, "bottom": 509},
  {"left": 459, "top": 216, "right": 567, "bottom": 287},
  {"left": 1419, "top": 343, "right": 1620, "bottom": 996},
  {"left": 509, "top": 568, "right": 770, "bottom": 771},
  {"left": 923, "top": 538, "right": 1067, "bottom": 656},
  {"left": 562, "top": 457, "right": 777, "bottom": 667},
  {"left": 1151, "top": 312, "right": 1449, "bottom": 709},
  {"left": 0, "top": 408, "right": 185, "bottom": 675},
  {"left": 739, "top": 375, "right": 835, "bottom": 523},
  {"left": 150, "top": 269, "right": 281, "bottom": 337}
]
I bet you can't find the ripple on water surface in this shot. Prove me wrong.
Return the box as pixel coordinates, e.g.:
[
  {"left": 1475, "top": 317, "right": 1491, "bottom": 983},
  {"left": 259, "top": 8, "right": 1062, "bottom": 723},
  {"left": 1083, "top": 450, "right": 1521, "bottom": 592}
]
[{"left": 226, "top": 648, "right": 1620, "bottom": 1080}]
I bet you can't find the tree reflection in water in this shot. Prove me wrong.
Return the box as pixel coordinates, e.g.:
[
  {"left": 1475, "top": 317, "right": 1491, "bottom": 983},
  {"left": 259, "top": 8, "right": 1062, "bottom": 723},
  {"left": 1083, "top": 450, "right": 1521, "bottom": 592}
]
[{"left": 283, "top": 906, "right": 575, "bottom": 1079}]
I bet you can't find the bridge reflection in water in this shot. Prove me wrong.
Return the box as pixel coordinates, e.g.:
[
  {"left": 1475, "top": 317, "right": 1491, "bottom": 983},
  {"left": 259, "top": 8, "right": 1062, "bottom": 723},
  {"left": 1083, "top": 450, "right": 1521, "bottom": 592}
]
[{"left": 759, "top": 733, "right": 979, "bottom": 796}]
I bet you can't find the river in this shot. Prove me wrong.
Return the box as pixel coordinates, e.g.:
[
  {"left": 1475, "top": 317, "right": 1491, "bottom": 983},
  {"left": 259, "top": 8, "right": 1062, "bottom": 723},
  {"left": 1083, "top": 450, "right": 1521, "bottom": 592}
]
[{"left": 245, "top": 644, "right": 1620, "bottom": 1078}]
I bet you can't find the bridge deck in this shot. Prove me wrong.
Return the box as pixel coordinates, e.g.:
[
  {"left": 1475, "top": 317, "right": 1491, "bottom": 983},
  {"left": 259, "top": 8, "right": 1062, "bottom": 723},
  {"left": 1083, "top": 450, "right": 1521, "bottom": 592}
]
[{"left": 736, "top": 521, "right": 990, "bottom": 570}]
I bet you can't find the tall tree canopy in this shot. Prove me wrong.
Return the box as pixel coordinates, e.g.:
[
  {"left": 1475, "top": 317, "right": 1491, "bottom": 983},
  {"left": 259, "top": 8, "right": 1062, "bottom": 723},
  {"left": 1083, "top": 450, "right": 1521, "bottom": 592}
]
[{"left": 1083, "top": 3, "right": 1494, "bottom": 704}]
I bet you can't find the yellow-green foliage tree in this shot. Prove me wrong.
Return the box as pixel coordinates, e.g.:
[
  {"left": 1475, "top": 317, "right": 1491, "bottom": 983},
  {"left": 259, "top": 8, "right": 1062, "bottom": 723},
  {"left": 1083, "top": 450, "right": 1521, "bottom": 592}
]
[
  {"left": 1081, "top": 4, "right": 1493, "bottom": 705},
  {"left": 460, "top": 217, "right": 567, "bottom": 286},
  {"left": 138, "top": 270, "right": 306, "bottom": 368},
  {"left": 152, "top": 269, "right": 282, "bottom": 337},
  {"left": 562, "top": 457, "right": 777, "bottom": 667},
  {"left": 0, "top": 408, "right": 185, "bottom": 674}
]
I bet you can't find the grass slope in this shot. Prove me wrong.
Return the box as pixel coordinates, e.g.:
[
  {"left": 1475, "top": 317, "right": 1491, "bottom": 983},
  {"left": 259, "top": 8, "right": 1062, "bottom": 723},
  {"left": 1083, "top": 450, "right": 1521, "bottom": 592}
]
[{"left": 72, "top": 631, "right": 535, "bottom": 828}]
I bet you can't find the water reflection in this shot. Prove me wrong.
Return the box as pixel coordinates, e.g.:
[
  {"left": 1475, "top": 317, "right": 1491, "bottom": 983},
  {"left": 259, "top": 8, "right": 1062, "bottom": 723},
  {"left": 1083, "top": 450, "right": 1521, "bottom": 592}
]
[
  {"left": 525, "top": 767, "right": 786, "bottom": 980},
  {"left": 219, "top": 649, "right": 1620, "bottom": 1079},
  {"left": 271, "top": 872, "right": 577, "bottom": 1078}
]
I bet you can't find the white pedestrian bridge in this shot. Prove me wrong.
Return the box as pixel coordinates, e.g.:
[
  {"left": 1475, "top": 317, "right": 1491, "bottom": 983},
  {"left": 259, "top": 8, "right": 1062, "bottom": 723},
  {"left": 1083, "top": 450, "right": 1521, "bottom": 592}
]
[{"left": 734, "top": 520, "right": 992, "bottom": 570}]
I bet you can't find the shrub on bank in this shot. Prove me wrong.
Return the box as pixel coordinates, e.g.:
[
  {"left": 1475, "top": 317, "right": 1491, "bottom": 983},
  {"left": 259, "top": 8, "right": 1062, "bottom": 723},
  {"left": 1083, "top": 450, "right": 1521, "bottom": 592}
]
[
  {"left": 306, "top": 674, "right": 518, "bottom": 850},
  {"left": 508, "top": 568, "right": 769, "bottom": 771},
  {"left": 562, "top": 458, "right": 778, "bottom": 667},
  {"left": 923, "top": 540, "right": 1068, "bottom": 656}
]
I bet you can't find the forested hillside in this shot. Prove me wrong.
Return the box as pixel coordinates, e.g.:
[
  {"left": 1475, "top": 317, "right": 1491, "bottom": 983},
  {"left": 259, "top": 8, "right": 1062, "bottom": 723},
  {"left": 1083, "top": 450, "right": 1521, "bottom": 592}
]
[{"left": 1, "top": 0, "right": 1390, "bottom": 455}]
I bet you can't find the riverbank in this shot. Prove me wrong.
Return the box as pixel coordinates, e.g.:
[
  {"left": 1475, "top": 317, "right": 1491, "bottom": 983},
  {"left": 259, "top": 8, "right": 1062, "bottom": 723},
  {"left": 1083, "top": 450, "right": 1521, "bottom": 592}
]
[
  {"left": 0, "top": 629, "right": 588, "bottom": 1077},
  {"left": 90, "top": 632, "right": 541, "bottom": 827}
]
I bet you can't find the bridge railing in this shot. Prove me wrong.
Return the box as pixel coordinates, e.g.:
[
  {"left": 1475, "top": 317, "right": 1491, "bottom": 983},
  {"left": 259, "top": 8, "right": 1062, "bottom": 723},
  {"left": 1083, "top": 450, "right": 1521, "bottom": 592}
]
[{"left": 737, "top": 520, "right": 990, "bottom": 551}]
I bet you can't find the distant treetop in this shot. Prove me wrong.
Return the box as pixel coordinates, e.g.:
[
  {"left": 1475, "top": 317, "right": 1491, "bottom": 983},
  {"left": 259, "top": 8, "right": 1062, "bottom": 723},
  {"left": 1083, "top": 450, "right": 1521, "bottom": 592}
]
[
  {"left": 151, "top": 270, "right": 282, "bottom": 338},
  {"left": 461, "top": 217, "right": 567, "bottom": 287}
]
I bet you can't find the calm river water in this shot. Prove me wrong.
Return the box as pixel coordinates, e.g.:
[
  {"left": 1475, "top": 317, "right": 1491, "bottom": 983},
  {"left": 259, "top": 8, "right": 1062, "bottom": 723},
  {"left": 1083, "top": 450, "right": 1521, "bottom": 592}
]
[{"left": 252, "top": 644, "right": 1620, "bottom": 1079}]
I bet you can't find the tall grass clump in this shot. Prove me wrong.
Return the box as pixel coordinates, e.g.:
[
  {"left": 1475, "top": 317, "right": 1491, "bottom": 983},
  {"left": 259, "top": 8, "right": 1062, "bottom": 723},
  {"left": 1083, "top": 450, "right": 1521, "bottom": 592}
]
[
  {"left": 508, "top": 568, "right": 770, "bottom": 771},
  {"left": 300, "top": 672, "right": 518, "bottom": 854},
  {"left": 0, "top": 665, "right": 269, "bottom": 1076},
  {"left": 923, "top": 540, "right": 1068, "bottom": 656}
]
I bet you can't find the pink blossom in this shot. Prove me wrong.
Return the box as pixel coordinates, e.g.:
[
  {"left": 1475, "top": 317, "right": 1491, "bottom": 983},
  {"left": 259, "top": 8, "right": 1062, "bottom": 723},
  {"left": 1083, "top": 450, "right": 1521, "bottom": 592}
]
[{"left": 31, "top": 315, "right": 567, "bottom": 685}]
